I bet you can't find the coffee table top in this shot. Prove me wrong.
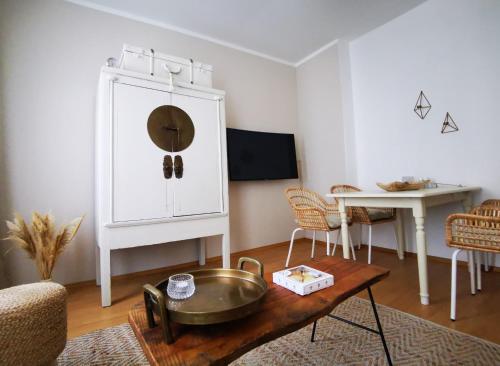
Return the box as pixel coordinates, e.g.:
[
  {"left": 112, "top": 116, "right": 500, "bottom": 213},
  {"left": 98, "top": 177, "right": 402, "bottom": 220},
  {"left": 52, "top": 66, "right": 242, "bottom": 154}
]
[{"left": 129, "top": 256, "right": 389, "bottom": 366}]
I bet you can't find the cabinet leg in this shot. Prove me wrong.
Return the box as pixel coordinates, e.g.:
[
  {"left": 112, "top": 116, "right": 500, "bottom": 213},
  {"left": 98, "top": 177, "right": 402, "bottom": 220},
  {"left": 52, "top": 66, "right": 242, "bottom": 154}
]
[
  {"left": 100, "top": 247, "right": 111, "bottom": 307},
  {"left": 222, "top": 232, "right": 230, "bottom": 269},
  {"left": 95, "top": 245, "right": 101, "bottom": 286},
  {"left": 199, "top": 237, "right": 206, "bottom": 266}
]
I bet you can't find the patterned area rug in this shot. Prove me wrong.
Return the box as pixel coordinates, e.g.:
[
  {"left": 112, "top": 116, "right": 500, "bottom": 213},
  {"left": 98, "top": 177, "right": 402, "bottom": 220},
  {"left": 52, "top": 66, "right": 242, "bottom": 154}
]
[{"left": 58, "top": 297, "right": 500, "bottom": 365}]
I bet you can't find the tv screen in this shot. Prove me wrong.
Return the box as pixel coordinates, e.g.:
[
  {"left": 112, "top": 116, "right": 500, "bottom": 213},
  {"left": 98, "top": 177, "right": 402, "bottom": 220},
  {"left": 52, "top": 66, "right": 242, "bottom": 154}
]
[{"left": 226, "top": 128, "right": 299, "bottom": 181}]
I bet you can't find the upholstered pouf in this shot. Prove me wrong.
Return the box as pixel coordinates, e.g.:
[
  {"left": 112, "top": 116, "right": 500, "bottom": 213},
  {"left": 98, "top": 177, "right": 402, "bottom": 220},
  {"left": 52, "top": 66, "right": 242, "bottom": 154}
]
[{"left": 0, "top": 282, "right": 67, "bottom": 366}]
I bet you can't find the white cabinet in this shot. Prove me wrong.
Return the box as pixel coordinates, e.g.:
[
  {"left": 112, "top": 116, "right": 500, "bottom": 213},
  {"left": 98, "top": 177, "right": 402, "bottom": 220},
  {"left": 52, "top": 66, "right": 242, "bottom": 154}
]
[{"left": 95, "top": 67, "right": 230, "bottom": 307}]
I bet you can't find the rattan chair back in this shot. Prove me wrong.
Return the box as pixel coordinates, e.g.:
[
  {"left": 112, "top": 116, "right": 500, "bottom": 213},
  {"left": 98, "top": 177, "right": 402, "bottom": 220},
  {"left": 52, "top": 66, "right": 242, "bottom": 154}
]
[
  {"left": 481, "top": 199, "right": 500, "bottom": 208},
  {"left": 330, "top": 184, "right": 395, "bottom": 225},
  {"left": 285, "top": 187, "right": 340, "bottom": 231},
  {"left": 446, "top": 205, "right": 500, "bottom": 253}
]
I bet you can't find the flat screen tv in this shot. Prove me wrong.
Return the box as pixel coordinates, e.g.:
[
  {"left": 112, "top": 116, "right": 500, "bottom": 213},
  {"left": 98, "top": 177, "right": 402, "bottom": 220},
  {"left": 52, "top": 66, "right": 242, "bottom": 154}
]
[{"left": 226, "top": 128, "right": 299, "bottom": 181}]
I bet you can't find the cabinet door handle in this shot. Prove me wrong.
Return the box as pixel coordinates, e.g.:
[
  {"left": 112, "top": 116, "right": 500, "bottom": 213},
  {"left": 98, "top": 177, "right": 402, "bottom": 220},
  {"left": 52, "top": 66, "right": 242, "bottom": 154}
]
[
  {"left": 174, "top": 155, "right": 183, "bottom": 179},
  {"left": 163, "top": 155, "right": 173, "bottom": 179}
]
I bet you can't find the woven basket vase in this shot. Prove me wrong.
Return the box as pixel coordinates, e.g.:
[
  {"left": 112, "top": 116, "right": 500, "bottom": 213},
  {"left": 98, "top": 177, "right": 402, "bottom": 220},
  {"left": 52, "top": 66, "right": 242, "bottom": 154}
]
[{"left": 377, "top": 181, "right": 426, "bottom": 192}]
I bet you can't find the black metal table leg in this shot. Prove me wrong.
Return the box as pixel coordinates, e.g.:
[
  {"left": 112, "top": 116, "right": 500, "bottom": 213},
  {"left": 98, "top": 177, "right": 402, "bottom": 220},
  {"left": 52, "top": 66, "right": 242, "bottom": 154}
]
[
  {"left": 308, "top": 287, "right": 393, "bottom": 365},
  {"left": 368, "top": 287, "right": 393, "bottom": 366},
  {"left": 310, "top": 320, "right": 317, "bottom": 342}
]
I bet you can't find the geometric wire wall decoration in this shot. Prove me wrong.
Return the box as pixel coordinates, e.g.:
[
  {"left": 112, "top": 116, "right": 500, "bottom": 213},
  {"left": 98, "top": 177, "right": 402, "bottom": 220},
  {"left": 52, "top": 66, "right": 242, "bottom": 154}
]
[
  {"left": 414, "top": 90, "right": 431, "bottom": 119},
  {"left": 441, "top": 112, "right": 459, "bottom": 134}
]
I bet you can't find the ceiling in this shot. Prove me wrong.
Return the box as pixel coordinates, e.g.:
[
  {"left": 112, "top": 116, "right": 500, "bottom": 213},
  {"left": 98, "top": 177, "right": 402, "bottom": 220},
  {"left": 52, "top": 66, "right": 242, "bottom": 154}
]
[{"left": 68, "top": 0, "right": 426, "bottom": 66}]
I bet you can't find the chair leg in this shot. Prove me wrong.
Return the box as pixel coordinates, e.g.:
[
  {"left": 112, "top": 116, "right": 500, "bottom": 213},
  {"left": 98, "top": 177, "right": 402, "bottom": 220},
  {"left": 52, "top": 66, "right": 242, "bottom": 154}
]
[
  {"left": 450, "top": 249, "right": 461, "bottom": 321},
  {"left": 467, "top": 251, "right": 476, "bottom": 295},
  {"left": 484, "top": 252, "right": 489, "bottom": 272},
  {"left": 393, "top": 222, "right": 403, "bottom": 260},
  {"left": 285, "top": 228, "right": 303, "bottom": 268},
  {"left": 476, "top": 251, "right": 482, "bottom": 291},
  {"left": 348, "top": 229, "right": 356, "bottom": 261},
  {"left": 326, "top": 231, "right": 330, "bottom": 256},
  {"left": 332, "top": 229, "right": 341, "bottom": 256},
  {"left": 368, "top": 225, "right": 373, "bottom": 264},
  {"left": 358, "top": 224, "right": 362, "bottom": 250},
  {"left": 311, "top": 231, "right": 316, "bottom": 259}
]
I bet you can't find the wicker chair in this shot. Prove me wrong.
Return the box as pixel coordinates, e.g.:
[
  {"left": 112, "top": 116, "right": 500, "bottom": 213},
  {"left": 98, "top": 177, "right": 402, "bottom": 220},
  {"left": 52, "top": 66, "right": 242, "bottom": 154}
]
[
  {"left": 446, "top": 205, "right": 500, "bottom": 320},
  {"left": 480, "top": 199, "right": 500, "bottom": 271},
  {"left": 330, "top": 185, "right": 397, "bottom": 264},
  {"left": 284, "top": 187, "right": 356, "bottom": 267},
  {"left": 481, "top": 199, "right": 500, "bottom": 207}
]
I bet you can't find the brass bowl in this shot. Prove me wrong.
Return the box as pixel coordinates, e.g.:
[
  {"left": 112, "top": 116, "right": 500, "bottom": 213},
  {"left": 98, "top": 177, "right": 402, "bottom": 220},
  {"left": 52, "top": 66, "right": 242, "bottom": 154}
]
[{"left": 143, "top": 257, "right": 267, "bottom": 343}]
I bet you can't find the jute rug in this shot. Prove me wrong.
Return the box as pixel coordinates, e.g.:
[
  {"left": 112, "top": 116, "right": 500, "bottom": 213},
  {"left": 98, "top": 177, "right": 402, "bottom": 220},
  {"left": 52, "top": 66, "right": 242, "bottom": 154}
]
[{"left": 58, "top": 297, "right": 500, "bottom": 365}]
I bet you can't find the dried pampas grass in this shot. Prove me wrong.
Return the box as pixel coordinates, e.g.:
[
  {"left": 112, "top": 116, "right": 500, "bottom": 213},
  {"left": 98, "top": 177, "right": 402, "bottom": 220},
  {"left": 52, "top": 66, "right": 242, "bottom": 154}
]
[{"left": 4, "top": 212, "right": 83, "bottom": 280}]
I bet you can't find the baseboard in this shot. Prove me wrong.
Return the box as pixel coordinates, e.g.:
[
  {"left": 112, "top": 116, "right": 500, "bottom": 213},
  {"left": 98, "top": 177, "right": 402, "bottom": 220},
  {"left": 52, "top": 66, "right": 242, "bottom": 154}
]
[
  {"left": 65, "top": 239, "right": 292, "bottom": 289},
  {"left": 65, "top": 238, "right": 498, "bottom": 289},
  {"left": 65, "top": 259, "right": 209, "bottom": 289}
]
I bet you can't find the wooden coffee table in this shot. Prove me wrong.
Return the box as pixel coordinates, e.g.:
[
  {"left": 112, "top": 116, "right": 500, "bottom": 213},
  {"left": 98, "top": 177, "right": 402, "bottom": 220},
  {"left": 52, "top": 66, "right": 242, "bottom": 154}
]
[{"left": 129, "top": 256, "right": 391, "bottom": 366}]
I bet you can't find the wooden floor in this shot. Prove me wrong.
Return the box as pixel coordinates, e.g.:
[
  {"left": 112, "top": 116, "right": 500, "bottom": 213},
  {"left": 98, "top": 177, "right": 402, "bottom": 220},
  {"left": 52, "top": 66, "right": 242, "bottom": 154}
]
[{"left": 67, "top": 239, "right": 500, "bottom": 344}]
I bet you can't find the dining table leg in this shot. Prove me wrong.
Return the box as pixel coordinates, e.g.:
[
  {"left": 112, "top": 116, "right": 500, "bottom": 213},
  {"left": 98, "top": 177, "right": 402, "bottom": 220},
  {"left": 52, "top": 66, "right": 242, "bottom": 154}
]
[
  {"left": 413, "top": 202, "right": 430, "bottom": 305},
  {"left": 462, "top": 193, "right": 472, "bottom": 213},
  {"left": 395, "top": 208, "right": 405, "bottom": 260},
  {"left": 338, "top": 198, "right": 351, "bottom": 259}
]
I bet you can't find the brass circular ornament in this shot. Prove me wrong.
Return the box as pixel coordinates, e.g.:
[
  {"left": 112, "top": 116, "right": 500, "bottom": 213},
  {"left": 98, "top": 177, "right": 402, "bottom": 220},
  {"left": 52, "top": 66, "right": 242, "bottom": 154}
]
[{"left": 147, "top": 105, "right": 195, "bottom": 152}]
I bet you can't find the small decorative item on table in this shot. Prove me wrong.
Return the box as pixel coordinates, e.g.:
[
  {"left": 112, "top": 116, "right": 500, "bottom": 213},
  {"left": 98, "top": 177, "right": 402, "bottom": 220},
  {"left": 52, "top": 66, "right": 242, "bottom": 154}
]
[
  {"left": 377, "top": 181, "right": 428, "bottom": 192},
  {"left": 424, "top": 179, "right": 438, "bottom": 188},
  {"left": 273, "top": 265, "right": 334, "bottom": 296},
  {"left": 401, "top": 176, "right": 416, "bottom": 183},
  {"left": 167, "top": 273, "right": 195, "bottom": 300}
]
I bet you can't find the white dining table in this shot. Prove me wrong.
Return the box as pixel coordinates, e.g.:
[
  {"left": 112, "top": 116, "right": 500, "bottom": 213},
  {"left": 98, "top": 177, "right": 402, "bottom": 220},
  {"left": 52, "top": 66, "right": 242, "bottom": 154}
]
[{"left": 327, "top": 185, "right": 481, "bottom": 305}]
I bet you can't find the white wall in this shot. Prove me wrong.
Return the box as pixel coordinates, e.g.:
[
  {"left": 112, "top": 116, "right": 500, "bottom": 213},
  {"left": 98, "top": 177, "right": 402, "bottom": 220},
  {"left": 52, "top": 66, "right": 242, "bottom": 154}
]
[
  {"left": 348, "top": 0, "right": 500, "bottom": 260},
  {"left": 296, "top": 45, "right": 346, "bottom": 195},
  {"left": 0, "top": 0, "right": 299, "bottom": 286}
]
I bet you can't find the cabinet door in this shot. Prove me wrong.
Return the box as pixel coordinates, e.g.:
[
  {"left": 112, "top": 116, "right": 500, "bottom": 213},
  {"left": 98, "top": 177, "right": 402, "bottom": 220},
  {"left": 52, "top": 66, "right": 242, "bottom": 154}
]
[
  {"left": 170, "top": 93, "right": 223, "bottom": 216},
  {"left": 112, "top": 82, "right": 170, "bottom": 222}
]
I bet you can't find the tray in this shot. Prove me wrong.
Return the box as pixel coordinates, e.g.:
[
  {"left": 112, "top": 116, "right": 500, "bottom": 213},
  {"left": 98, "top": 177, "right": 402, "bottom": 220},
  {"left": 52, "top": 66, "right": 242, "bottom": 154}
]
[
  {"left": 377, "top": 181, "right": 427, "bottom": 192},
  {"left": 143, "top": 257, "right": 267, "bottom": 343}
]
